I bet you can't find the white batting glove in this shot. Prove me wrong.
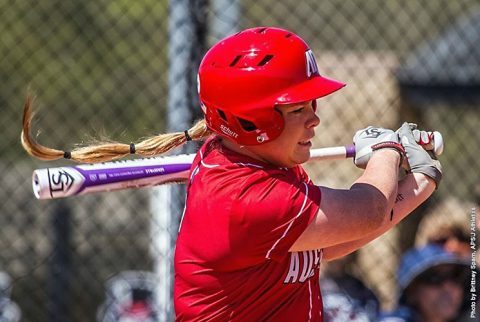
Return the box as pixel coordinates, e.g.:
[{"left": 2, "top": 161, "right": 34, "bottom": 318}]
[
  {"left": 353, "top": 126, "right": 406, "bottom": 169},
  {"left": 397, "top": 122, "right": 442, "bottom": 187}
]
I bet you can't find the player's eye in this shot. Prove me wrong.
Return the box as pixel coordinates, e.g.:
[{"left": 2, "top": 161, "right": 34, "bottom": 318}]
[{"left": 290, "top": 107, "right": 304, "bottom": 114}]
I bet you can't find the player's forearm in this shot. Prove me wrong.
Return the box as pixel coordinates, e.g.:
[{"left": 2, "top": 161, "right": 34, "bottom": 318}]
[
  {"left": 322, "top": 173, "right": 435, "bottom": 261},
  {"left": 292, "top": 151, "right": 405, "bottom": 252},
  {"left": 351, "top": 149, "right": 400, "bottom": 221},
  {"left": 382, "top": 172, "right": 435, "bottom": 225}
]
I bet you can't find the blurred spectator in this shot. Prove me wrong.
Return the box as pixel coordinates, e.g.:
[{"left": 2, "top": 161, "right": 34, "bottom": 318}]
[
  {"left": 426, "top": 224, "right": 471, "bottom": 261},
  {"left": 379, "top": 244, "right": 470, "bottom": 322},
  {"left": 97, "top": 271, "right": 160, "bottom": 322},
  {"left": 0, "top": 271, "right": 21, "bottom": 322},
  {"left": 427, "top": 222, "right": 479, "bottom": 315},
  {"left": 320, "top": 255, "right": 380, "bottom": 322}
]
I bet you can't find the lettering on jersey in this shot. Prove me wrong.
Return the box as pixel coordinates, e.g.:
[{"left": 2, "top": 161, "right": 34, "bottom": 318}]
[
  {"left": 284, "top": 249, "right": 322, "bottom": 284},
  {"left": 220, "top": 124, "right": 239, "bottom": 139},
  {"left": 305, "top": 50, "right": 319, "bottom": 78}
]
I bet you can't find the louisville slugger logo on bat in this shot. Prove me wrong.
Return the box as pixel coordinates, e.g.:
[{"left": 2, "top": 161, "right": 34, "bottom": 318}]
[
  {"left": 46, "top": 168, "right": 76, "bottom": 195},
  {"left": 32, "top": 132, "right": 443, "bottom": 200}
]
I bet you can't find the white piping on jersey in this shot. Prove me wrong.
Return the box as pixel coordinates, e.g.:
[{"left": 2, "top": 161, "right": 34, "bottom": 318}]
[
  {"left": 265, "top": 182, "right": 309, "bottom": 259},
  {"left": 178, "top": 190, "right": 189, "bottom": 232},
  {"left": 198, "top": 149, "right": 267, "bottom": 170},
  {"left": 305, "top": 173, "right": 313, "bottom": 184},
  {"left": 308, "top": 279, "right": 313, "bottom": 322},
  {"left": 189, "top": 164, "right": 200, "bottom": 184},
  {"left": 235, "top": 162, "right": 264, "bottom": 169},
  {"left": 199, "top": 150, "right": 220, "bottom": 168},
  {"left": 201, "top": 159, "right": 220, "bottom": 168}
]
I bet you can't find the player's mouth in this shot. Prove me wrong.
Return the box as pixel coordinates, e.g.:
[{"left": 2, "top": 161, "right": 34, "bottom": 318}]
[{"left": 298, "top": 140, "right": 311, "bottom": 147}]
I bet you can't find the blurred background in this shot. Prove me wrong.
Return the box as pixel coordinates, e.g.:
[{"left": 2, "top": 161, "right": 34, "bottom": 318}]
[{"left": 1, "top": 0, "right": 479, "bottom": 321}]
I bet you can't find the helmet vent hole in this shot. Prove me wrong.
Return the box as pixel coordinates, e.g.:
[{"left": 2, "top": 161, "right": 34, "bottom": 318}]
[
  {"left": 285, "top": 33, "right": 292, "bottom": 38},
  {"left": 256, "top": 27, "right": 267, "bottom": 34},
  {"left": 238, "top": 118, "right": 257, "bottom": 132},
  {"left": 257, "top": 55, "right": 274, "bottom": 66},
  {"left": 217, "top": 109, "right": 228, "bottom": 121},
  {"left": 229, "top": 55, "right": 242, "bottom": 67}
]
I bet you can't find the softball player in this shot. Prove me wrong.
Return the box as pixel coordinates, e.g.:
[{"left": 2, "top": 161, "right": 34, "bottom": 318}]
[
  {"left": 174, "top": 27, "right": 441, "bottom": 321},
  {"left": 21, "top": 27, "right": 442, "bottom": 321}
]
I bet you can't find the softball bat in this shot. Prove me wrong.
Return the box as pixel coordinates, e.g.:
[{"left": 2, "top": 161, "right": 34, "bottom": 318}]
[{"left": 32, "top": 131, "right": 443, "bottom": 200}]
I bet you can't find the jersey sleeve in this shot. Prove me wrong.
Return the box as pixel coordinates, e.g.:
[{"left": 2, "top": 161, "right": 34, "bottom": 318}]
[{"left": 225, "top": 168, "right": 322, "bottom": 267}]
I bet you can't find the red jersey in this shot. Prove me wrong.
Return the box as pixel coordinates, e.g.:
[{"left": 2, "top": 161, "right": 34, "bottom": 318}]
[{"left": 174, "top": 137, "right": 323, "bottom": 321}]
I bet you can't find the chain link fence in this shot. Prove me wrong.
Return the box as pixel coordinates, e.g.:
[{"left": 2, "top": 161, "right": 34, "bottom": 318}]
[{"left": 1, "top": 0, "right": 479, "bottom": 321}]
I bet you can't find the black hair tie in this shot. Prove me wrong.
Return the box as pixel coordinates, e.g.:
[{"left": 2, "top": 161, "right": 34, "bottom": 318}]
[
  {"left": 63, "top": 151, "right": 72, "bottom": 159},
  {"left": 184, "top": 130, "right": 192, "bottom": 142},
  {"left": 129, "top": 143, "right": 136, "bottom": 154}
]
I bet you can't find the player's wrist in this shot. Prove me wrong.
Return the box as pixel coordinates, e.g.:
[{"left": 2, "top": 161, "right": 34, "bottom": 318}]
[{"left": 371, "top": 141, "right": 406, "bottom": 167}]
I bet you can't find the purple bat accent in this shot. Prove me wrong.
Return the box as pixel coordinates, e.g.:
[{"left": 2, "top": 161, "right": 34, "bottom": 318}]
[
  {"left": 345, "top": 145, "right": 356, "bottom": 158},
  {"left": 73, "top": 163, "right": 191, "bottom": 194}
]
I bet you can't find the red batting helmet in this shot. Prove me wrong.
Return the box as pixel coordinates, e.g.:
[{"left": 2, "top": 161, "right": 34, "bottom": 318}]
[{"left": 198, "top": 27, "right": 345, "bottom": 145}]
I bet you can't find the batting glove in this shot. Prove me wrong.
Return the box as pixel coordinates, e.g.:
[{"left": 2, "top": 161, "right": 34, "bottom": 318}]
[
  {"left": 353, "top": 126, "right": 406, "bottom": 169},
  {"left": 396, "top": 122, "right": 442, "bottom": 187}
]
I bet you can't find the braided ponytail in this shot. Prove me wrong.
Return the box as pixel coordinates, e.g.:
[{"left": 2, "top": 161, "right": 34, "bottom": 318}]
[{"left": 21, "top": 94, "right": 213, "bottom": 163}]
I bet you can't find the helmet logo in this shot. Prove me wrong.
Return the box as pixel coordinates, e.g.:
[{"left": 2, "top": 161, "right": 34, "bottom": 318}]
[
  {"left": 220, "top": 124, "right": 239, "bottom": 139},
  {"left": 305, "top": 50, "right": 319, "bottom": 78}
]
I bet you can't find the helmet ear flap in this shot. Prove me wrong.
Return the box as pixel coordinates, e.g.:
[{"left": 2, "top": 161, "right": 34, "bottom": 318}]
[
  {"left": 202, "top": 100, "right": 285, "bottom": 145},
  {"left": 215, "top": 108, "right": 259, "bottom": 133},
  {"left": 248, "top": 107, "right": 284, "bottom": 144},
  {"left": 232, "top": 107, "right": 284, "bottom": 145}
]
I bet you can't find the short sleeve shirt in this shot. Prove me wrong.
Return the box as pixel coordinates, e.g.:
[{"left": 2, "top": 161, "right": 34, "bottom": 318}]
[{"left": 174, "top": 137, "right": 323, "bottom": 321}]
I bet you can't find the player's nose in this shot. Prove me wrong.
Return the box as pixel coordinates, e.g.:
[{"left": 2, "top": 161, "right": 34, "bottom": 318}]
[{"left": 306, "top": 110, "right": 320, "bottom": 129}]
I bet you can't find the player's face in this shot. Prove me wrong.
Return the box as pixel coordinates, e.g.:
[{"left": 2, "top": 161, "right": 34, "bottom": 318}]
[{"left": 247, "top": 100, "right": 320, "bottom": 168}]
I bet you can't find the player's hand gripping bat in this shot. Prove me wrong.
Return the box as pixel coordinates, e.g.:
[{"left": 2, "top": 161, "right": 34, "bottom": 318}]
[{"left": 31, "top": 131, "right": 443, "bottom": 199}]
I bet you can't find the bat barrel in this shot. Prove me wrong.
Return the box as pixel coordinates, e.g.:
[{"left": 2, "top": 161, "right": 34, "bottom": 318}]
[{"left": 31, "top": 155, "right": 195, "bottom": 199}]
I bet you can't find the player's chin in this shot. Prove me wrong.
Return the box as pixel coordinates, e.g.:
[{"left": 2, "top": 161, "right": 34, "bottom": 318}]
[{"left": 293, "top": 146, "right": 311, "bottom": 164}]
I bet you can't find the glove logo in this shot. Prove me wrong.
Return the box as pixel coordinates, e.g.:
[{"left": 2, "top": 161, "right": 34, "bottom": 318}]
[{"left": 363, "top": 128, "right": 382, "bottom": 138}]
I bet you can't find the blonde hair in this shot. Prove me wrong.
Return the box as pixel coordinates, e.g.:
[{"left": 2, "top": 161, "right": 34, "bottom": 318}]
[{"left": 21, "top": 94, "right": 213, "bottom": 163}]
